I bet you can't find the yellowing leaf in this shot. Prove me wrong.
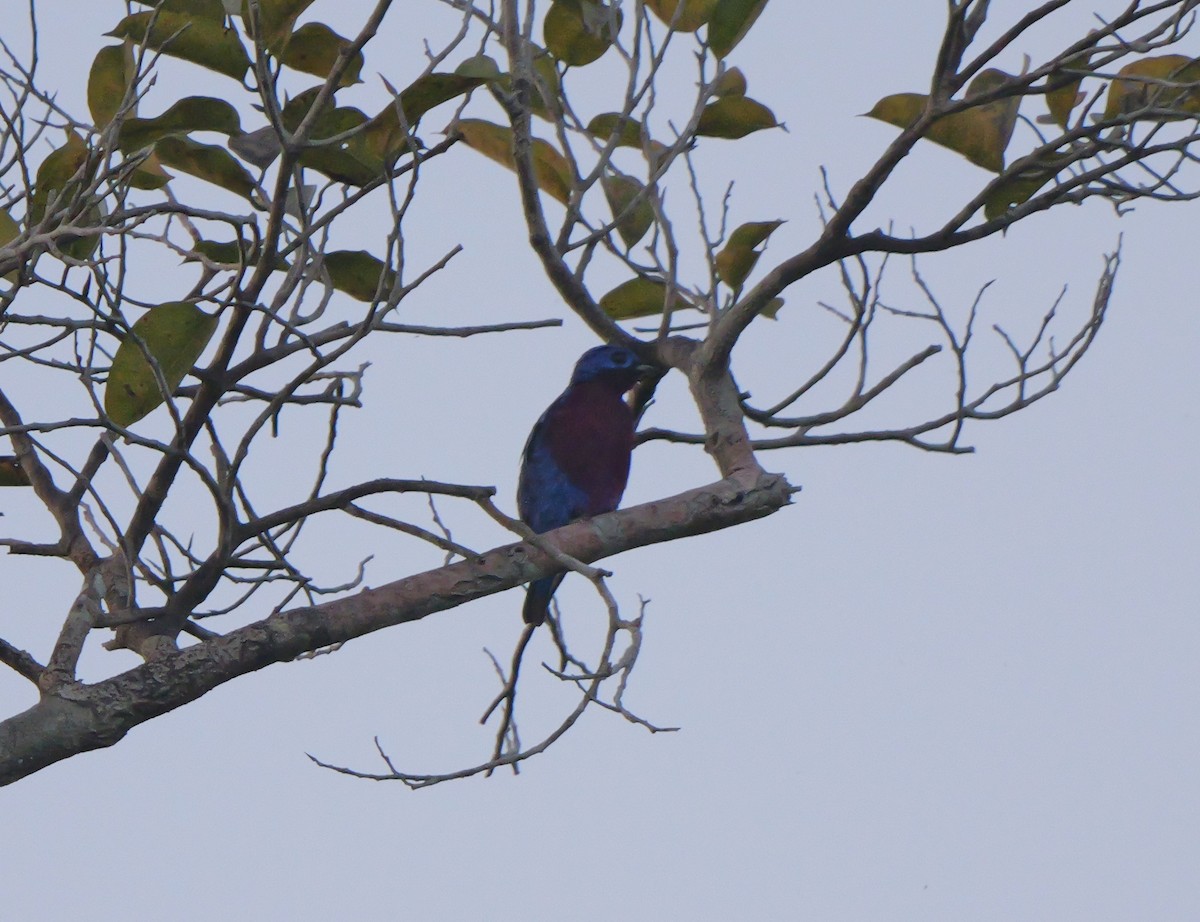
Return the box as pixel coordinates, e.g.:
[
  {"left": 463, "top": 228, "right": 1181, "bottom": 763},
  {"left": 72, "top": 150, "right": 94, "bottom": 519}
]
[
  {"left": 0, "top": 209, "right": 20, "bottom": 283},
  {"left": 105, "top": 303, "right": 219, "bottom": 427},
  {"left": 712, "top": 67, "right": 747, "bottom": 98},
  {"left": 646, "top": 0, "right": 718, "bottom": 31},
  {"left": 715, "top": 219, "right": 782, "bottom": 289},
  {"left": 1103, "top": 55, "right": 1200, "bottom": 119},
  {"left": 108, "top": 11, "right": 251, "bottom": 80},
  {"left": 0, "top": 457, "right": 30, "bottom": 487},
  {"left": 708, "top": 0, "right": 768, "bottom": 58},
  {"left": 456, "top": 118, "right": 573, "bottom": 205},
  {"left": 726, "top": 219, "right": 782, "bottom": 249},
  {"left": 867, "top": 69, "right": 1020, "bottom": 172},
  {"left": 601, "top": 173, "right": 654, "bottom": 247},
  {"left": 1045, "top": 49, "right": 1094, "bottom": 129},
  {"left": 696, "top": 95, "right": 778, "bottom": 138},
  {"left": 599, "top": 277, "right": 693, "bottom": 320},
  {"left": 545, "top": 0, "right": 621, "bottom": 67}
]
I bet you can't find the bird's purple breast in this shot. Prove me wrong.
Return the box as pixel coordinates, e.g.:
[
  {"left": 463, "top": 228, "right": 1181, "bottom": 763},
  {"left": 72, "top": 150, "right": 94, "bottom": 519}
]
[{"left": 539, "top": 381, "right": 635, "bottom": 516}]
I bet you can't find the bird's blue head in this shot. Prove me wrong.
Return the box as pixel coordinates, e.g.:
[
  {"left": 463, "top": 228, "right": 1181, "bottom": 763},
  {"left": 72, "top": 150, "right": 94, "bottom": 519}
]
[{"left": 569, "top": 344, "right": 658, "bottom": 389}]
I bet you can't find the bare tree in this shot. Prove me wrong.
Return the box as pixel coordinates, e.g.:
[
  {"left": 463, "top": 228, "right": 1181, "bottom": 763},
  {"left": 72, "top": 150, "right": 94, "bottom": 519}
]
[{"left": 0, "top": 0, "right": 1197, "bottom": 786}]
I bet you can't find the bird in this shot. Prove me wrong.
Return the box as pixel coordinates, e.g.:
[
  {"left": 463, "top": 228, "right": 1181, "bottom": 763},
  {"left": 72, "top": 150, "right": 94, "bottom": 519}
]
[{"left": 517, "top": 343, "right": 658, "bottom": 626}]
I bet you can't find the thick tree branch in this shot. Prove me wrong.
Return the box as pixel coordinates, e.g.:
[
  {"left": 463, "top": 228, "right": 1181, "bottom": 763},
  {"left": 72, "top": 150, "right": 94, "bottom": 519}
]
[
  {"left": 0, "top": 638, "right": 44, "bottom": 685},
  {"left": 0, "top": 471, "right": 792, "bottom": 785}
]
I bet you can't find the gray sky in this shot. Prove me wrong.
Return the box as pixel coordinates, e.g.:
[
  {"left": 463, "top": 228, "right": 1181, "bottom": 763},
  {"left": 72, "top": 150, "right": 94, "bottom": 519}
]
[{"left": 3, "top": 3, "right": 1199, "bottom": 919}]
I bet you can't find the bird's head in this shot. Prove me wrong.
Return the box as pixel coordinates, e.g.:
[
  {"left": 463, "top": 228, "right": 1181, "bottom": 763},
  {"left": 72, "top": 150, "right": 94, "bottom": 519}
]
[{"left": 569, "top": 344, "right": 660, "bottom": 390}]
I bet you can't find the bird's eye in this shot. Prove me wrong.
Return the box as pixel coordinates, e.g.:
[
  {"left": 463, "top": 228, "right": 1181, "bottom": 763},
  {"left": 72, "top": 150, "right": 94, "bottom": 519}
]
[{"left": 611, "top": 352, "right": 630, "bottom": 366}]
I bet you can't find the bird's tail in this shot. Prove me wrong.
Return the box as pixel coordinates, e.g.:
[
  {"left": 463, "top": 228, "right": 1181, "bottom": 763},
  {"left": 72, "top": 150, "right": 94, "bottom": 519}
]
[{"left": 522, "top": 574, "right": 564, "bottom": 626}]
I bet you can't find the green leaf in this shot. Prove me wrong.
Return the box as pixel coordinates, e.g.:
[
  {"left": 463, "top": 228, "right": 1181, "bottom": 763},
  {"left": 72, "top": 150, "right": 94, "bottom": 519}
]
[
  {"left": 761, "top": 296, "right": 784, "bottom": 319},
  {"left": 400, "top": 72, "right": 489, "bottom": 122},
  {"left": 587, "top": 112, "right": 647, "bottom": 147},
  {"left": 118, "top": 97, "right": 242, "bottom": 151},
  {"left": 0, "top": 209, "right": 20, "bottom": 283},
  {"left": 269, "top": 87, "right": 377, "bottom": 184},
  {"left": 323, "top": 250, "right": 397, "bottom": 302},
  {"left": 983, "top": 172, "right": 1053, "bottom": 221},
  {"left": 455, "top": 54, "right": 502, "bottom": 81},
  {"left": 601, "top": 173, "right": 654, "bottom": 247},
  {"left": 278, "top": 86, "right": 333, "bottom": 134},
  {"left": 708, "top": 0, "right": 768, "bottom": 58},
  {"left": 530, "top": 51, "right": 564, "bottom": 122},
  {"left": 189, "top": 239, "right": 251, "bottom": 264},
  {"left": 982, "top": 148, "right": 1078, "bottom": 220},
  {"left": 156, "top": 136, "right": 256, "bottom": 198},
  {"left": 866, "top": 69, "right": 1020, "bottom": 172},
  {"left": 599, "top": 276, "right": 693, "bottom": 320},
  {"left": 108, "top": 11, "right": 251, "bottom": 80},
  {"left": 88, "top": 42, "right": 136, "bottom": 128},
  {"left": 128, "top": 152, "right": 174, "bottom": 190},
  {"left": 1045, "top": 81, "right": 1083, "bottom": 130},
  {"left": 33, "top": 138, "right": 107, "bottom": 262},
  {"left": 187, "top": 238, "right": 287, "bottom": 270},
  {"left": 30, "top": 132, "right": 90, "bottom": 225},
  {"left": 302, "top": 119, "right": 377, "bottom": 185},
  {"left": 646, "top": 0, "right": 718, "bottom": 31},
  {"left": 1103, "top": 55, "right": 1200, "bottom": 120},
  {"left": 356, "top": 73, "right": 489, "bottom": 167},
  {"left": 696, "top": 95, "right": 778, "bottom": 138},
  {"left": 130, "top": 0, "right": 228, "bottom": 17},
  {"left": 715, "top": 219, "right": 782, "bottom": 289},
  {"left": 301, "top": 145, "right": 376, "bottom": 185},
  {"left": 545, "top": 0, "right": 621, "bottom": 67},
  {"left": 0, "top": 457, "right": 30, "bottom": 487},
  {"left": 105, "top": 302, "right": 219, "bottom": 427},
  {"left": 278, "top": 22, "right": 364, "bottom": 85},
  {"left": 455, "top": 118, "right": 573, "bottom": 205},
  {"left": 59, "top": 206, "right": 105, "bottom": 261},
  {"left": 240, "top": 0, "right": 320, "bottom": 47},
  {"left": 586, "top": 113, "right": 670, "bottom": 164},
  {"left": 491, "top": 51, "right": 564, "bottom": 123}
]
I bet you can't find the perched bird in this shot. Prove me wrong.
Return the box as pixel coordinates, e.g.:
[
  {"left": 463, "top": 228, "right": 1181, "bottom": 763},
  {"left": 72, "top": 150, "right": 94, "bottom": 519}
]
[{"left": 517, "top": 344, "right": 657, "bottom": 626}]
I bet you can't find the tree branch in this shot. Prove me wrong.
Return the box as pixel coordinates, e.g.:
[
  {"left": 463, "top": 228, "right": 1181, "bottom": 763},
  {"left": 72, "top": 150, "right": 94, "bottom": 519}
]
[{"left": 0, "top": 471, "right": 792, "bottom": 785}]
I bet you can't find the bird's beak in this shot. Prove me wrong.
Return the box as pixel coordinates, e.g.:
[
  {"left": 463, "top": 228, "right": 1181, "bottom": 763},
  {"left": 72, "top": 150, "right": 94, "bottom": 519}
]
[{"left": 635, "top": 361, "right": 662, "bottom": 379}]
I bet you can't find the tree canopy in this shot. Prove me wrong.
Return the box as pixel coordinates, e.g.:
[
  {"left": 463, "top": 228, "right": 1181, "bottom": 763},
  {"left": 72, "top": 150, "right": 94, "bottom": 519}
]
[{"left": 2, "top": 0, "right": 1199, "bottom": 786}]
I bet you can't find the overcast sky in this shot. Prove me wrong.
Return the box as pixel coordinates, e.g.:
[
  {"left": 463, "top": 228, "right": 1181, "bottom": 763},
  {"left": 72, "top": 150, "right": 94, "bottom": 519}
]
[{"left": 3, "top": 3, "right": 1199, "bottom": 919}]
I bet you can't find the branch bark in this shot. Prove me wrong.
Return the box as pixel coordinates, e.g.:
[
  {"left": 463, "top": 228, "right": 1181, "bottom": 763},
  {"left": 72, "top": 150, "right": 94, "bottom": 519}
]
[{"left": 0, "top": 470, "right": 792, "bottom": 786}]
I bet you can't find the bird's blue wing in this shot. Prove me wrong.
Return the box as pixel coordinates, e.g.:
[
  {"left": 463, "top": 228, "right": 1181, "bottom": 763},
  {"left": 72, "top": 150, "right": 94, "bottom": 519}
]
[{"left": 517, "top": 409, "right": 589, "bottom": 533}]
